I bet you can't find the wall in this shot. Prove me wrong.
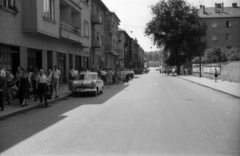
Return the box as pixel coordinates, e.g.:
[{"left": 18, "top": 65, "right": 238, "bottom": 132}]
[
  {"left": 193, "top": 61, "right": 240, "bottom": 83},
  {"left": 202, "top": 17, "right": 240, "bottom": 49}
]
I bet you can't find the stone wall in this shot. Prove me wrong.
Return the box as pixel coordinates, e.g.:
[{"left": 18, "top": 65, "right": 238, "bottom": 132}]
[{"left": 192, "top": 61, "right": 240, "bottom": 83}]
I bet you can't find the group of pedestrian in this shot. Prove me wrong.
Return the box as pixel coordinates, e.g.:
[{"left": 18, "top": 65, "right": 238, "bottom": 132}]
[
  {"left": 99, "top": 68, "right": 134, "bottom": 87},
  {"left": 0, "top": 65, "right": 61, "bottom": 111},
  {"left": 69, "top": 68, "right": 135, "bottom": 88}
]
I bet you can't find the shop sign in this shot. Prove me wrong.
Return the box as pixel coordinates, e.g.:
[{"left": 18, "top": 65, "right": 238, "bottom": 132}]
[{"left": 76, "top": 48, "right": 90, "bottom": 57}]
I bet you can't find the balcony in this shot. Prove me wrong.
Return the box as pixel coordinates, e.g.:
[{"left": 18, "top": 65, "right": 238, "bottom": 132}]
[
  {"left": 92, "top": 39, "right": 102, "bottom": 48},
  {"left": 106, "top": 25, "right": 115, "bottom": 34},
  {"left": 105, "top": 45, "right": 118, "bottom": 55},
  {"left": 116, "top": 49, "right": 123, "bottom": 56},
  {"left": 60, "top": 21, "right": 82, "bottom": 44},
  {"left": 91, "top": 14, "right": 102, "bottom": 25}
]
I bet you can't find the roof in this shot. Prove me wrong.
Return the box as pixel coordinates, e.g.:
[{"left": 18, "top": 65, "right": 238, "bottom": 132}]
[
  {"left": 110, "top": 12, "right": 121, "bottom": 23},
  {"left": 118, "top": 28, "right": 131, "bottom": 39},
  {"left": 96, "top": 0, "right": 109, "bottom": 12},
  {"left": 198, "top": 7, "right": 240, "bottom": 18}
]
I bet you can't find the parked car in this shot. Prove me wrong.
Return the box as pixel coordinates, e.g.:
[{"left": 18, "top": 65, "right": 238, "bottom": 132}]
[{"left": 68, "top": 72, "right": 104, "bottom": 96}]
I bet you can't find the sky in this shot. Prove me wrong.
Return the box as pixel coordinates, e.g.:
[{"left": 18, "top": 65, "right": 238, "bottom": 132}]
[{"left": 101, "top": 0, "right": 239, "bottom": 52}]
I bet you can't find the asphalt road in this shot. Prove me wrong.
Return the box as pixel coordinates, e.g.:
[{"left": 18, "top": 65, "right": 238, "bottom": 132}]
[{"left": 0, "top": 68, "right": 240, "bottom": 156}]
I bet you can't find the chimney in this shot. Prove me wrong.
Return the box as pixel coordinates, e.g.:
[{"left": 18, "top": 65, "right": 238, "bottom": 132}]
[
  {"left": 232, "top": 3, "right": 237, "bottom": 8},
  {"left": 222, "top": 3, "right": 224, "bottom": 12},
  {"left": 203, "top": 5, "right": 205, "bottom": 14}
]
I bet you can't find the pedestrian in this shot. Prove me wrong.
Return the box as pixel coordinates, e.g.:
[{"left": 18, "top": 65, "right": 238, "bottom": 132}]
[
  {"left": 69, "top": 68, "right": 75, "bottom": 80},
  {"left": 52, "top": 65, "right": 61, "bottom": 99},
  {"left": 5, "top": 70, "right": 15, "bottom": 105},
  {"left": 19, "top": 70, "right": 31, "bottom": 107},
  {"left": 0, "top": 71, "right": 6, "bottom": 111},
  {"left": 0, "top": 67, "right": 6, "bottom": 77},
  {"left": 214, "top": 68, "right": 218, "bottom": 82},
  {"left": 37, "top": 69, "right": 48, "bottom": 107},
  {"left": 31, "top": 67, "right": 39, "bottom": 101},
  {"left": 126, "top": 70, "right": 130, "bottom": 84},
  {"left": 106, "top": 68, "right": 113, "bottom": 88},
  {"left": 46, "top": 69, "right": 53, "bottom": 99}
]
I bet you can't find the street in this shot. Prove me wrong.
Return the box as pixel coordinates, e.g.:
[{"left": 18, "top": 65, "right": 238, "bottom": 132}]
[{"left": 0, "top": 68, "right": 240, "bottom": 156}]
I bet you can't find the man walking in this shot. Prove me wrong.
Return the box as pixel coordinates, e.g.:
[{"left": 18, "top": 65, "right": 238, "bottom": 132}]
[
  {"left": 0, "top": 72, "right": 6, "bottom": 111},
  {"left": 37, "top": 69, "right": 48, "bottom": 107},
  {"left": 52, "top": 65, "right": 61, "bottom": 99},
  {"left": 214, "top": 68, "right": 218, "bottom": 82}
]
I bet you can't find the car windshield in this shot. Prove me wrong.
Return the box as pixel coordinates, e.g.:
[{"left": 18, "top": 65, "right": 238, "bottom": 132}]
[{"left": 78, "top": 74, "right": 97, "bottom": 80}]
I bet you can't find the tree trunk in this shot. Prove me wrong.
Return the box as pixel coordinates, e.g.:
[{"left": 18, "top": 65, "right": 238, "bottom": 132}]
[
  {"left": 177, "top": 64, "right": 181, "bottom": 75},
  {"left": 176, "top": 53, "right": 181, "bottom": 75}
]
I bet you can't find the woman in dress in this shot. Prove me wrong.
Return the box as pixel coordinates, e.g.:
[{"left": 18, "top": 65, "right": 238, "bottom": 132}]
[{"left": 19, "top": 70, "right": 31, "bottom": 107}]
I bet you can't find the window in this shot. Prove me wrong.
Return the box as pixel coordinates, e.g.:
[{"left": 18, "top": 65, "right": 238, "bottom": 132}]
[
  {"left": 212, "top": 21, "right": 217, "bottom": 28},
  {"left": 226, "top": 21, "right": 232, "bottom": 27},
  {"left": 226, "top": 46, "right": 232, "bottom": 49},
  {"left": 0, "top": 0, "right": 17, "bottom": 11},
  {"left": 43, "top": 0, "right": 55, "bottom": 20},
  {"left": 100, "top": 14, "right": 103, "bottom": 24},
  {"left": 96, "top": 9, "right": 99, "bottom": 15},
  {"left": 91, "top": 4, "right": 94, "bottom": 14},
  {"left": 212, "top": 35, "right": 217, "bottom": 41},
  {"left": 226, "top": 34, "right": 231, "bottom": 40},
  {"left": 84, "top": 21, "right": 89, "bottom": 37}
]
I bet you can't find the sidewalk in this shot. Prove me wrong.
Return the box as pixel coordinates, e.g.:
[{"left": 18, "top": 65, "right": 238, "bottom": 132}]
[
  {"left": 0, "top": 84, "right": 72, "bottom": 121},
  {"left": 178, "top": 75, "right": 240, "bottom": 98}
]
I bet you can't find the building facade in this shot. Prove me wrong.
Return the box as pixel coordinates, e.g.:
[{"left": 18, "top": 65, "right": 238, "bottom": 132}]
[
  {"left": 104, "top": 12, "right": 120, "bottom": 69},
  {"left": 90, "top": 0, "right": 108, "bottom": 70},
  {"left": 199, "top": 3, "right": 240, "bottom": 49},
  {"left": 0, "top": 0, "right": 91, "bottom": 82},
  {"left": 0, "top": 0, "right": 145, "bottom": 77}
]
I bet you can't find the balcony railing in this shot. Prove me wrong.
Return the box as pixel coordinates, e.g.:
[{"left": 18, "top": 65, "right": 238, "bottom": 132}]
[{"left": 60, "top": 21, "right": 81, "bottom": 36}]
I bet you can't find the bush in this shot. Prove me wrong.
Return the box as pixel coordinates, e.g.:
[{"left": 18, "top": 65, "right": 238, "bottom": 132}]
[{"left": 191, "top": 47, "right": 240, "bottom": 63}]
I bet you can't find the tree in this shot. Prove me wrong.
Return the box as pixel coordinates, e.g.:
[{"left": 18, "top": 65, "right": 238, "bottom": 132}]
[
  {"left": 192, "top": 47, "right": 240, "bottom": 63},
  {"left": 145, "top": 0, "right": 207, "bottom": 74}
]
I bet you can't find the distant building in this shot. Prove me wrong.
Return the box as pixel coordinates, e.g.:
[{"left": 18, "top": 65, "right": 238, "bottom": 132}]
[
  {"left": 104, "top": 12, "right": 121, "bottom": 68},
  {"left": 91, "top": 0, "right": 109, "bottom": 70},
  {"left": 198, "top": 3, "right": 240, "bottom": 49}
]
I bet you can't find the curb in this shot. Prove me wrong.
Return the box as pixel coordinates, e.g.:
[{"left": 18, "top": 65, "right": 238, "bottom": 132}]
[
  {"left": 0, "top": 94, "right": 72, "bottom": 121},
  {"left": 178, "top": 76, "right": 240, "bottom": 99}
]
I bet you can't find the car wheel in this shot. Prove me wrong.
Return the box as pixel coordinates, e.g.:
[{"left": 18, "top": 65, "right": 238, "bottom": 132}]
[
  {"left": 94, "top": 89, "right": 98, "bottom": 96},
  {"left": 74, "top": 93, "right": 78, "bottom": 97},
  {"left": 100, "top": 87, "right": 103, "bottom": 94}
]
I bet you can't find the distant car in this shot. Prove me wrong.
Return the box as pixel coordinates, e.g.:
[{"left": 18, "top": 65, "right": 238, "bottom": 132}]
[
  {"left": 156, "top": 68, "right": 159, "bottom": 71},
  {"left": 68, "top": 72, "right": 104, "bottom": 96}
]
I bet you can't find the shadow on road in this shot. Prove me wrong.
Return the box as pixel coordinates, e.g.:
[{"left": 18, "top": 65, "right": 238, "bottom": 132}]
[{"left": 0, "top": 82, "right": 130, "bottom": 153}]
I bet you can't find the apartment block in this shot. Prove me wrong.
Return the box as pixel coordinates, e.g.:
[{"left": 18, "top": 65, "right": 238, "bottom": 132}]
[
  {"left": 90, "top": 0, "right": 108, "bottom": 70},
  {"left": 199, "top": 3, "right": 240, "bottom": 49},
  {"left": 0, "top": 0, "right": 91, "bottom": 82},
  {"left": 104, "top": 12, "right": 121, "bottom": 68}
]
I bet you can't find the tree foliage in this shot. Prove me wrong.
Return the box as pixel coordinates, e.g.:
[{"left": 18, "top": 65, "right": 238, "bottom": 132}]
[
  {"left": 144, "top": 51, "right": 161, "bottom": 61},
  {"left": 192, "top": 47, "right": 240, "bottom": 63},
  {"left": 145, "top": 0, "right": 207, "bottom": 73}
]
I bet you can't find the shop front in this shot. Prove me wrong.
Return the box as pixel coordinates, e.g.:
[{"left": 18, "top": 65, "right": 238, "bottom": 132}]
[
  {"left": 57, "top": 53, "right": 66, "bottom": 83},
  {"left": 28, "top": 48, "right": 42, "bottom": 70},
  {"left": 0, "top": 44, "right": 20, "bottom": 75},
  {"left": 76, "top": 48, "right": 90, "bottom": 69}
]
